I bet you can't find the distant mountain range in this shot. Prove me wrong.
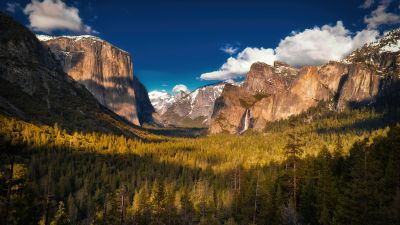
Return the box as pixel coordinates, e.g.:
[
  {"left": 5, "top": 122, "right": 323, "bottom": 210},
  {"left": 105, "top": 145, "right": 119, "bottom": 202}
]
[
  {"left": 149, "top": 90, "right": 176, "bottom": 115},
  {"left": 150, "top": 80, "right": 241, "bottom": 127},
  {"left": 1, "top": 11, "right": 399, "bottom": 135}
]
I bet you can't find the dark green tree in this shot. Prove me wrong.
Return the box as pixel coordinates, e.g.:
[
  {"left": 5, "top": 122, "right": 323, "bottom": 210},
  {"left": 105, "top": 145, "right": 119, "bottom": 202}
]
[{"left": 50, "top": 202, "right": 71, "bottom": 225}]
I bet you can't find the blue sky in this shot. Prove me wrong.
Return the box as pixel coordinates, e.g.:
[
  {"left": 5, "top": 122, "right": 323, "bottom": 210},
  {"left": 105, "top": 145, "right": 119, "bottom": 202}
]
[{"left": 2, "top": 0, "right": 400, "bottom": 93}]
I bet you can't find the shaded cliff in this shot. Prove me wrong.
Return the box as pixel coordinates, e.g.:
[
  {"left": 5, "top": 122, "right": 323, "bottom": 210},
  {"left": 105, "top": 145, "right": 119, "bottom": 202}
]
[
  {"left": 37, "top": 34, "right": 155, "bottom": 125},
  {"left": 210, "top": 29, "right": 400, "bottom": 134},
  {"left": 0, "top": 12, "right": 150, "bottom": 138}
]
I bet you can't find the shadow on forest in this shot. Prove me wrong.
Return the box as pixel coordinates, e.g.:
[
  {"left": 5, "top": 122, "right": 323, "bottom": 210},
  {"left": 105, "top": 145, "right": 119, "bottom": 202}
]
[
  {"left": 0, "top": 77, "right": 150, "bottom": 140},
  {"left": 144, "top": 127, "right": 208, "bottom": 138},
  {"left": 0, "top": 134, "right": 289, "bottom": 224},
  {"left": 317, "top": 79, "right": 400, "bottom": 135},
  {"left": 315, "top": 112, "right": 388, "bottom": 135},
  {"left": 0, "top": 140, "right": 205, "bottom": 197}
]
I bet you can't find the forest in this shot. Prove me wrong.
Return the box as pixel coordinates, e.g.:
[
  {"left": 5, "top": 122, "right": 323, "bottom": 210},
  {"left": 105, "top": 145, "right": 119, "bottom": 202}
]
[{"left": 1, "top": 104, "right": 400, "bottom": 225}]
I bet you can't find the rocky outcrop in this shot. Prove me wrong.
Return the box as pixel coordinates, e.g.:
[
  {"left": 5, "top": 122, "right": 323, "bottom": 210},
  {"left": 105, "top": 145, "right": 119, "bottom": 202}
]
[
  {"left": 336, "top": 64, "right": 380, "bottom": 110},
  {"left": 37, "top": 34, "right": 155, "bottom": 125},
  {"left": 210, "top": 29, "right": 400, "bottom": 134},
  {"left": 343, "top": 29, "right": 400, "bottom": 78},
  {"left": 0, "top": 12, "right": 146, "bottom": 137},
  {"left": 210, "top": 62, "right": 298, "bottom": 133}
]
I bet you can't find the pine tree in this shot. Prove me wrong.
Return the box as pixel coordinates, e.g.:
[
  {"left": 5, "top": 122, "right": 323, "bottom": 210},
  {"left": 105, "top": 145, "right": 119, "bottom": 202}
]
[
  {"left": 67, "top": 194, "right": 77, "bottom": 224},
  {"left": 223, "top": 217, "right": 238, "bottom": 225},
  {"left": 130, "top": 185, "right": 149, "bottom": 224},
  {"left": 284, "top": 128, "right": 304, "bottom": 224},
  {"left": 335, "top": 141, "right": 384, "bottom": 225},
  {"left": 50, "top": 202, "right": 71, "bottom": 225},
  {"left": 148, "top": 180, "right": 166, "bottom": 224},
  {"left": 316, "top": 147, "right": 337, "bottom": 225},
  {"left": 177, "top": 188, "right": 195, "bottom": 225}
]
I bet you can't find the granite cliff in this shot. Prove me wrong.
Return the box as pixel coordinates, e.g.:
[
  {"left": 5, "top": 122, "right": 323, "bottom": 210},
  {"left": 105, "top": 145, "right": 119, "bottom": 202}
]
[
  {"left": 210, "top": 29, "right": 400, "bottom": 134},
  {"left": 0, "top": 12, "right": 147, "bottom": 137},
  {"left": 37, "top": 34, "right": 155, "bottom": 125}
]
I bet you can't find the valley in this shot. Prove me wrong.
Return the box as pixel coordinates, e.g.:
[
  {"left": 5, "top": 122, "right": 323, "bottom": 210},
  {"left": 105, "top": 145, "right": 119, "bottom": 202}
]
[{"left": 1, "top": 2, "right": 400, "bottom": 225}]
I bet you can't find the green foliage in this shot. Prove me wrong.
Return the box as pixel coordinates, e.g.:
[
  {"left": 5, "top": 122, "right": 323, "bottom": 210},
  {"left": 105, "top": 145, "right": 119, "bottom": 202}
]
[
  {"left": 51, "top": 202, "right": 71, "bottom": 225},
  {"left": 0, "top": 107, "right": 399, "bottom": 225},
  {"left": 253, "top": 93, "right": 270, "bottom": 101},
  {"left": 239, "top": 98, "right": 253, "bottom": 108}
]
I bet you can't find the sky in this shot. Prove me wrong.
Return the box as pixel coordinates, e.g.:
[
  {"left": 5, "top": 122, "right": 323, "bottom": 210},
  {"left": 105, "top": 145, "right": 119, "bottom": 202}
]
[{"left": 2, "top": 0, "right": 400, "bottom": 94}]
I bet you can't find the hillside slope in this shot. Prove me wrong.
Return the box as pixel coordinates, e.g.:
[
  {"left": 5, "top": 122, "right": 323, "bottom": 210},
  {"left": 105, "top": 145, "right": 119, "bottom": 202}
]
[{"left": 0, "top": 12, "right": 154, "bottom": 139}]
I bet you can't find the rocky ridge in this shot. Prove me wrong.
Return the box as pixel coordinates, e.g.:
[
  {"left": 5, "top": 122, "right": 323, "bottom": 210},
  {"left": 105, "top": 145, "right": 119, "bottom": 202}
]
[
  {"left": 210, "top": 29, "right": 400, "bottom": 134},
  {"left": 149, "top": 80, "right": 242, "bottom": 127}
]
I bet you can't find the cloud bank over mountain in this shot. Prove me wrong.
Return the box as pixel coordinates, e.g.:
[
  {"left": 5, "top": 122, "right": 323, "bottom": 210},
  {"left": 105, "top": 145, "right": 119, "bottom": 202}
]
[
  {"left": 200, "top": 1, "right": 399, "bottom": 81},
  {"left": 201, "top": 21, "right": 379, "bottom": 80}
]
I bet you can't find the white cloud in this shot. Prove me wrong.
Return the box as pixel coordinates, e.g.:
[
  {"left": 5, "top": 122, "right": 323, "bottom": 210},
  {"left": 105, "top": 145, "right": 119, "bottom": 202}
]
[
  {"left": 172, "top": 84, "right": 190, "bottom": 94},
  {"left": 6, "top": 2, "right": 21, "bottom": 13},
  {"left": 201, "top": 47, "right": 276, "bottom": 80},
  {"left": 201, "top": 21, "right": 379, "bottom": 80},
  {"left": 360, "top": 0, "right": 374, "bottom": 9},
  {"left": 364, "top": 2, "right": 400, "bottom": 29},
  {"left": 23, "top": 0, "right": 97, "bottom": 34},
  {"left": 220, "top": 44, "right": 239, "bottom": 55},
  {"left": 352, "top": 28, "right": 380, "bottom": 48},
  {"left": 276, "top": 21, "right": 378, "bottom": 67}
]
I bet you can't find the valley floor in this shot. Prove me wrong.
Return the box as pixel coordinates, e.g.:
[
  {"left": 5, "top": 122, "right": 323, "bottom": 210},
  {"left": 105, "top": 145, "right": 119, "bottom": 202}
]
[{"left": 1, "top": 105, "right": 400, "bottom": 225}]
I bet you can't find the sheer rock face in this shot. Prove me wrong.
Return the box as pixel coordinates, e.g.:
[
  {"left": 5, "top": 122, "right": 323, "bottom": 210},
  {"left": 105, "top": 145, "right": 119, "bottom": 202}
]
[
  {"left": 0, "top": 12, "right": 145, "bottom": 136},
  {"left": 37, "top": 35, "right": 155, "bottom": 125},
  {"left": 210, "top": 29, "right": 400, "bottom": 134},
  {"left": 210, "top": 62, "right": 299, "bottom": 134},
  {"left": 336, "top": 64, "right": 380, "bottom": 110}
]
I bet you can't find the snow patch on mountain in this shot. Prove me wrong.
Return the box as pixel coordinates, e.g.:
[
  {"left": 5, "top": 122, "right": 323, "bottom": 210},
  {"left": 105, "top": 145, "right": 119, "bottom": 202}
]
[
  {"left": 148, "top": 90, "right": 175, "bottom": 115},
  {"left": 36, "top": 34, "right": 128, "bottom": 53},
  {"left": 380, "top": 40, "right": 400, "bottom": 53}
]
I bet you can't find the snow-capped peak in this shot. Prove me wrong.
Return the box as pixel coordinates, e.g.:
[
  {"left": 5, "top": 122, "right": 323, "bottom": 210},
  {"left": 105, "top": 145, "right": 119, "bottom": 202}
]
[
  {"left": 341, "top": 28, "right": 400, "bottom": 65},
  {"left": 380, "top": 39, "right": 400, "bottom": 53},
  {"left": 148, "top": 90, "right": 175, "bottom": 115},
  {"left": 150, "top": 80, "right": 242, "bottom": 121}
]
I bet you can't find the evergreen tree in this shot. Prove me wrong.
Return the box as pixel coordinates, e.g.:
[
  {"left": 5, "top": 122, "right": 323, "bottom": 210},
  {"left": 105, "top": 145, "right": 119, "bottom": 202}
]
[
  {"left": 284, "top": 128, "right": 304, "bottom": 224},
  {"left": 50, "top": 202, "right": 71, "bottom": 225},
  {"left": 148, "top": 180, "right": 167, "bottom": 224},
  {"left": 316, "top": 147, "right": 337, "bottom": 225}
]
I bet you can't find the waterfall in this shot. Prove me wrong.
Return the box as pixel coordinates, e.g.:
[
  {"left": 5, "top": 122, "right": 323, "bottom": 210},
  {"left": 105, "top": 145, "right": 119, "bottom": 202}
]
[{"left": 238, "top": 108, "right": 251, "bottom": 134}]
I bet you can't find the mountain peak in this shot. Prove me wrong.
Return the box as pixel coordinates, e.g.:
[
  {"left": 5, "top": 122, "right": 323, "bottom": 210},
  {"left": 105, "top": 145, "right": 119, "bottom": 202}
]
[
  {"left": 36, "top": 34, "right": 129, "bottom": 54},
  {"left": 341, "top": 28, "right": 399, "bottom": 78}
]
